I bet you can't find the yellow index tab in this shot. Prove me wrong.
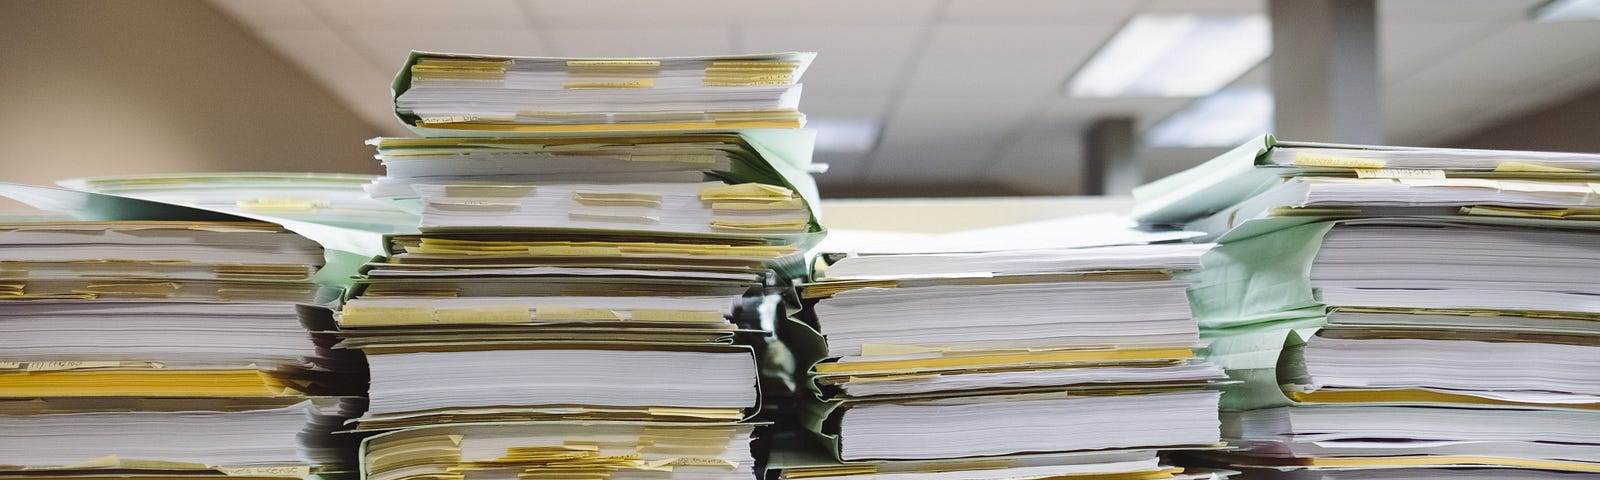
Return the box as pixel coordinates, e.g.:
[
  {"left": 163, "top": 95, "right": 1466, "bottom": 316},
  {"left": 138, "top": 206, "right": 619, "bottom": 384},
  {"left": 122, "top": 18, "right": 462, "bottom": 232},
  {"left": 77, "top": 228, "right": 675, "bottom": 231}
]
[
  {"left": 1294, "top": 152, "right": 1388, "bottom": 169},
  {"left": 647, "top": 407, "right": 746, "bottom": 420},
  {"left": 340, "top": 306, "right": 436, "bottom": 326},
  {"left": 630, "top": 309, "right": 726, "bottom": 323},
  {"left": 568, "top": 60, "right": 661, "bottom": 68},
  {"left": 216, "top": 466, "right": 312, "bottom": 477},
  {"left": 568, "top": 211, "right": 661, "bottom": 224},
  {"left": 627, "top": 154, "right": 719, "bottom": 164},
  {"left": 435, "top": 307, "right": 529, "bottom": 324},
  {"left": 710, "top": 219, "right": 808, "bottom": 233},
  {"left": 1399, "top": 178, "right": 1501, "bottom": 189},
  {"left": 699, "top": 183, "right": 794, "bottom": 200},
  {"left": 25, "top": 361, "right": 154, "bottom": 372},
  {"left": 236, "top": 198, "right": 327, "bottom": 213},
  {"left": 537, "top": 306, "right": 625, "bottom": 321},
  {"left": 526, "top": 245, "right": 623, "bottom": 256},
  {"left": 0, "top": 362, "right": 19, "bottom": 369},
  {"left": 444, "top": 185, "right": 534, "bottom": 197},
  {"left": 1494, "top": 161, "right": 1588, "bottom": 173},
  {"left": 1353, "top": 168, "right": 1445, "bottom": 180},
  {"left": 712, "top": 198, "right": 805, "bottom": 211},
  {"left": 570, "top": 191, "right": 663, "bottom": 208},
  {"left": 1498, "top": 180, "right": 1596, "bottom": 194}
]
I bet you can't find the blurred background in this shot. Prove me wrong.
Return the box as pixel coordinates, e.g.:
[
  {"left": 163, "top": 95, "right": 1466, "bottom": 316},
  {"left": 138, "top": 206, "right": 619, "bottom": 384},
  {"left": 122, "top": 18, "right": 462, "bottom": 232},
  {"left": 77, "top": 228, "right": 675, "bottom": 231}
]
[{"left": 2, "top": 0, "right": 1598, "bottom": 200}]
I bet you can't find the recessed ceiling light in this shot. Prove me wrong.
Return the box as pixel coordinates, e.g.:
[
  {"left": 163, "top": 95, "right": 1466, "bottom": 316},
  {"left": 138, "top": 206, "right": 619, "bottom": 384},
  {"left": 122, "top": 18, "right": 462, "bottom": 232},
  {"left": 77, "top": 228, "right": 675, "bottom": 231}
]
[
  {"left": 1146, "top": 85, "right": 1273, "bottom": 147},
  {"left": 1533, "top": 0, "right": 1600, "bottom": 21},
  {"left": 1066, "top": 14, "right": 1271, "bottom": 98}
]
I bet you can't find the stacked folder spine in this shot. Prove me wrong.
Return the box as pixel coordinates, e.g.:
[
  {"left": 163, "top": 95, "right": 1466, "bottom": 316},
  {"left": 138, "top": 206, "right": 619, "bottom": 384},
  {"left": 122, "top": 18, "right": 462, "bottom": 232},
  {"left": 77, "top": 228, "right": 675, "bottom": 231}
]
[
  {"left": 0, "top": 219, "right": 365, "bottom": 479},
  {"left": 1133, "top": 136, "right": 1600, "bottom": 478},
  {"left": 776, "top": 246, "right": 1230, "bottom": 479},
  {"left": 342, "top": 50, "right": 823, "bottom": 480}
]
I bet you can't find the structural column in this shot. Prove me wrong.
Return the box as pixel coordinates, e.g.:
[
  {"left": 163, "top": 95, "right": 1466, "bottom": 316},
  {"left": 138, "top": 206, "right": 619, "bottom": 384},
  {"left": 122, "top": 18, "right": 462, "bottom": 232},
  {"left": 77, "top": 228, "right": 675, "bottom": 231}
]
[
  {"left": 1268, "top": 0, "right": 1384, "bottom": 143},
  {"left": 1083, "top": 116, "right": 1141, "bottom": 196}
]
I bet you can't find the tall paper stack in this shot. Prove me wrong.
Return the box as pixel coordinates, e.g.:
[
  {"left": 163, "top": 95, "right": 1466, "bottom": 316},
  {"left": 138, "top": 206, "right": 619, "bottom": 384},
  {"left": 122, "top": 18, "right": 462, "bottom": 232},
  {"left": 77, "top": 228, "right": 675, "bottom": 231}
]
[
  {"left": 1134, "top": 135, "right": 1600, "bottom": 478},
  {"left": 775, "top": 245, "right": 1230, "bottom": 480},
  {"left": 0, "top": 219, "right": 365, "bottom": 479},
  {"left": 342, "top": 51, "right": 823, "bottom": 480}
]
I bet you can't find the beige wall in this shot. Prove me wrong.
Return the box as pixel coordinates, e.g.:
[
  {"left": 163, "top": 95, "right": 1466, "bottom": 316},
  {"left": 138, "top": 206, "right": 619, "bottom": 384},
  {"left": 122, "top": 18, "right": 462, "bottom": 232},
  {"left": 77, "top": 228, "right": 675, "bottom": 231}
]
[
  {"left": 0, "top": 0, "right": 381, "bottom": 195},
  {"left": 1442, "top": 82, "right": 1600, "bottom": 153}
]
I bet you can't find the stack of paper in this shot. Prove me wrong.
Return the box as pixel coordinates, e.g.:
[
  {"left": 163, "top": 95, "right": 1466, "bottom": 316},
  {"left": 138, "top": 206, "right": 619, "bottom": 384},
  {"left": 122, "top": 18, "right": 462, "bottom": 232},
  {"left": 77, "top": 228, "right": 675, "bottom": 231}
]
[
  {"left": 61, "top": 173, "right": 420, "bottom": 233},
  {"left": 775, "top": 245, "right": 1228, "bottom": 479},
  {"left": 0, "top": 220, "right": 364, "bottom": 478},
  {"left": 1135, "top": 135, "right": 1600, "bottom": 241},
  {"left": 1133, "top": 136, "right": 1600, "bottom": 478},
  {"left": 393, "top": 51, "right": 812, "bottom": 135},
  {"left": 344, "top": 50, "right": 823, "bottom": 479}
]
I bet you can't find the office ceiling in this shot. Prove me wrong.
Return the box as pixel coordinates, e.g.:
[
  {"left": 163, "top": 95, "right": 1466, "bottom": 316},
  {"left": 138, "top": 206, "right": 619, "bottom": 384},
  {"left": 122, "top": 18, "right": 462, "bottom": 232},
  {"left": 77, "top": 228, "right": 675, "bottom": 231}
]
[{"left": 211, "top": 0, "right": 1600, "bottom": 196}]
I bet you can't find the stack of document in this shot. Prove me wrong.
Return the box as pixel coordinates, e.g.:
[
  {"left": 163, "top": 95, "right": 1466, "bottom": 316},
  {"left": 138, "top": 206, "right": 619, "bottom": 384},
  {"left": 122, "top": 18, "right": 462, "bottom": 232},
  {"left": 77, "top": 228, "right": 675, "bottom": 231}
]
[
  {"left": 1136, "top": 135, "right": 1600, "bottom": 241},
  {"left": 393, "top": 51, "right": 812, "bottom": 135},
  {"left": 0, "top": 220, "right": 364, "bottom": 478},
  {"left": 776, "top": 245, "right": 1228, "bottom": 479},
  {"left": 61, "top": 173, "right": 420, "bottom": 233},
  {"left": 1133, "top": 136, "right": 1600, "bottom": 477},
  {"left": 344, "top": 50, "right": 823, "bottom": 479}
]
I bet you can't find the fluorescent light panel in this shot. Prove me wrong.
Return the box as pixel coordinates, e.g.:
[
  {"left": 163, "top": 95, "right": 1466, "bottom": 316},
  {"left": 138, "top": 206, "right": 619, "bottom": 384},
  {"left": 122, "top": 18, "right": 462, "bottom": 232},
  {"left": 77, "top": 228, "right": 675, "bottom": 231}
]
[
  {"left": 809, "top": 118, "right": 880, "bottom": 154},
  {"left": 1146, "top": 85, "right": 1272, "bottom": 148},
  {"left": 1068, "top": 14, "right": 1270, "bottom": 98},
  {"left": 1533, "top": 0, "right": 1600, "bottom": 21}
]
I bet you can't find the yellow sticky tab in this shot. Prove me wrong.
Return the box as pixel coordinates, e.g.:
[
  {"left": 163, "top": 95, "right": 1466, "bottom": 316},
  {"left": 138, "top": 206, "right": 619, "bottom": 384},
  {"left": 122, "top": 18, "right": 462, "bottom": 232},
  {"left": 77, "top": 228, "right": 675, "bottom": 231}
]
[
  {"left": 567, "top": 60, "right": 661, "bottom": 68},
  {"left": 1494, "top": 161, "right": 1588, "bottom": 173},
  {"left": 1399, "top": 178, "right": 1501, "bottom": 189},
  {"left": 0, "top": 362, "right": 20, "bottom": 369},
  {"left": 526, "top": 245, "right": 623, "bottom": 256},
  {"left": 630, "top": 309, "right": 726, "bottom": 323},
  {"left": 564, "top": 79, "right": 656, "bottom": 89},
  {"left": 711, "top": 198, "right": 805, "bottom": 211},
  {"left": 1353, "top": 168, "right": 1445, "bottom": 180},
  {"left": 435, "top": 307, "right": 528, "bottom": 324},
  {"left": 628, "top": 154, "right": 718, "bottom": 164},
  {"left": 236, "top": 198, "right": 328, "bottom": 213},
  {"left": 1498, "top": 180, "right": 1596, "bottom": 194},
  {"left": 699, "top": 183, "right": 794, "bottom": 200},
  {"left": 569, "top": 212, "right": 661, "bottom": 224},
  {"left": 80, "top": 282, "right": 180, "bottom": 298},
  {"left": 340, "top": 306, "right": 436, "bottom": 326},
  {"left": 648, "top": 407, "right": 746, "bottom": 419},
  {"left": 24, "top": 361, "right": 144, "bottom": 372},
  {"left": 570, "top": 191, "right": 663, "bottom": 208},
  {"left": 444, "top": 185, "right": 534, "bottom": 197},
  {"left": 1294, "top": 152, "right": 1388, "bottom": 169},
  {"left": 216, "top": 466, "right": 312, "bottom": 477},
  {"left": 860, "top": 344, "right": 950, "bottom": 356},
  {"left": 537, "top": 306, "right": 625, "bottom": 321},
  {"left": 710, "top": 219, "right": 808, "bottom": 232}
]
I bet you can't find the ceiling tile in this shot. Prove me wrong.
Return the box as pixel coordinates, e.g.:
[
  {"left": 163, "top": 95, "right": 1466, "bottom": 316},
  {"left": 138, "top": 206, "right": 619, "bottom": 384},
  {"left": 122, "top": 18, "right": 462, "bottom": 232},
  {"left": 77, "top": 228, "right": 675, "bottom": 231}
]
[
  {"left": 1145, "top": 0, "right": 1263, "bottom": 14},
  {"left": 526, "top": 0, "right": 743, "bottom": 26},
  {"left": 1380, "top": 0, "right": 1542, "bottom": 24},
  {"left": 903, "top": 24, "right": 1119, "bottom": 97},
  {"left": 305, "top": 0, "right": 529, "bottom": 30},
  {"left": 741, "top": 25, "right": 921, "bottom": 93},
  {"left": 729, "top": 0, "right": 939, "bottom": 26},
  {"left": 940, "top": 0, "right": 1142, "bottom": 25},
  {"left": 861, "top": 96, "right": 1043, "bottom": 183},
  {"left": 1389, "top": 21, "right": 1600, "bottom": 98},
  {"left": 543, "top": 27, "right": 734, "bottom": 57},
  {"left": 349, "top": 29, "right": 551, "bottom": 69},
  {"left": 207, "top": 0, "right": 322, "bottom": 30},
  {"left": 1379, "top": 21, "right": 1494, "bottom": 79}
]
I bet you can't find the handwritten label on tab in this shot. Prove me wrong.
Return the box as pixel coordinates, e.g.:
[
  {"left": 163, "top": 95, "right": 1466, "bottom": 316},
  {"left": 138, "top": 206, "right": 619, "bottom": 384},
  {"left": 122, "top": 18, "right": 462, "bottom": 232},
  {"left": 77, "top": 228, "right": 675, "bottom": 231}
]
[
  {"left": 536, "top": 306, "right": 625, "bottom": 321},
  {"left": 216, "top": 465, "right": 312, "bottom": 477},
  {"left": 25, "top": 361, "right": 126, "bottom": 372},
  {"left": 1293, "top": 152, "right": 1388, "bottom": 169},
  {"left": 1353, "top": 168, "right": 1445, "bottom": 180}
]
